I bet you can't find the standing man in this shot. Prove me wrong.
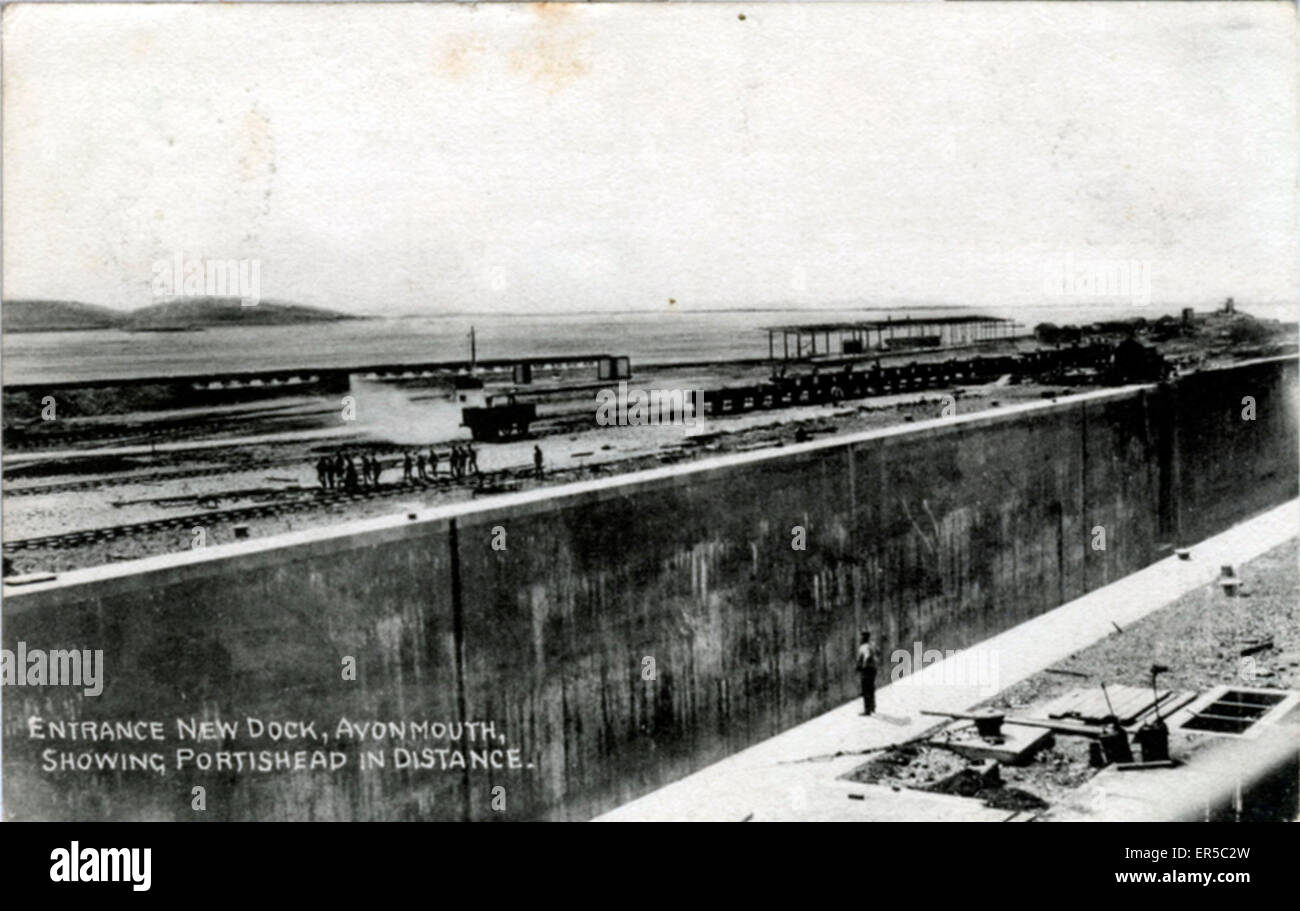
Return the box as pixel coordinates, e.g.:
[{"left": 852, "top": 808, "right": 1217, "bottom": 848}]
[
  {"left": 427, "top": 447, "right": 439, "bottom": 479},
  {"left": 856, "top": 629, "right": 878, "bottom": 716},
  {"left": 416, "top": 451, "right": 428, "bottom": 482},
  {"left": 315, "top": 457, "right": 328, "bottom": 490},
  {"left": 533, "top": 444, "right": 544, "bottom": 480},
  {"left": 466, "top": 443, "right": 479, "bottom": 476},
  {"left": 403, "top": 450, "right": 413, "bottom": 483}
]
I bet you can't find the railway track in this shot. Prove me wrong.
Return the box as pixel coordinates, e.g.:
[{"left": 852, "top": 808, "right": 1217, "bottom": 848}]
[
  {"left": 3, "top": 408, "right": 339, "bottom": 452},
  {"left": 2, "top": 458, "right": 310, "bottom": 498},
  {"left": 1, "top": 470, "right": 528, "bottom": 552},
  {"left": 3, "top": 425, "right": 587, "bottom": 498}
]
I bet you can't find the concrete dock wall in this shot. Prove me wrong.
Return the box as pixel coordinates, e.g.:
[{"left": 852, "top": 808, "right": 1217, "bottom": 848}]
[{"left": 3, "top": 357, "right": 1295, "bottom": 821}]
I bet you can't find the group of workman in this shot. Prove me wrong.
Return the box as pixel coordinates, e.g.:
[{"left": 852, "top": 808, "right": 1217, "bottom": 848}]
[
  {"left": 313, "top": 445, "right": 489, "bottom": 490},
  {"left": 315, "top": 444, "right": 546, "bottom": 491},
  {"left": 315, "top": 452, "right": 383, "bottom": 490},
  {"left": 401, "top": 444, "right": 478, "bottom": 482}
]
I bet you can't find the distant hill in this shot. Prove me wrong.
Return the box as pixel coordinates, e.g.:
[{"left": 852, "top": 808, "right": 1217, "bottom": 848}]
[
  {"left": 3, "top": 297, "right": 359, "bottom": 332},
  {"left": 124, "top": 298, "right": 360, "bottom": 330},
  {"left": 2, "top": 300, "right": 125, "bottom": 332}
]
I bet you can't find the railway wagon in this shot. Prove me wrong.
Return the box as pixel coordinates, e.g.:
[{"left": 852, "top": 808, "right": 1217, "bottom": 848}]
[
  {"left": 700, "top": 344, "right": 1128, "bottom": 417},
  {"left": 461, "top": 401, "right": 538, "bottom": 441}
]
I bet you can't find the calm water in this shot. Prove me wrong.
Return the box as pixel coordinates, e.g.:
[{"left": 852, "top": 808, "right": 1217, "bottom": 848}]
[{"left": 4, "top": 303, "right": 1283, "bottom": 386}]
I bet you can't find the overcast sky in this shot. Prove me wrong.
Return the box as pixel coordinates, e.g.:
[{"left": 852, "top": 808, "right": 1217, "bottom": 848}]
[{"left": 3, "top": 2, "right": 1296, "bottom": 315}]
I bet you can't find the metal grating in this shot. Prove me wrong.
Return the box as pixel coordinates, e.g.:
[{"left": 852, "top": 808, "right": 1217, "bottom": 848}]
[{"left": 1178, "top": 687, "right": 1297, "bottom": 737}]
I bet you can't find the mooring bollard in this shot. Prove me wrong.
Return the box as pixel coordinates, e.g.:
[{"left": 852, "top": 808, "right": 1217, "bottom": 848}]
[{"left": 1219, "top": 564, "right": 1241, "bottom": 596}]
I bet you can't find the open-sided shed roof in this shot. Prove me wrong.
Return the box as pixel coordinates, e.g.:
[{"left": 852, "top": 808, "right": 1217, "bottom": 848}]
[{"left": 762, "top": 315, "right": 1015, "bottom": 333}]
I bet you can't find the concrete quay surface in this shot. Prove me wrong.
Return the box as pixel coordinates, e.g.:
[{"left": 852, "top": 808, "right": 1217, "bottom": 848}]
[{"left": 596, "top": 499, "right": 1299, "bottom": 822}]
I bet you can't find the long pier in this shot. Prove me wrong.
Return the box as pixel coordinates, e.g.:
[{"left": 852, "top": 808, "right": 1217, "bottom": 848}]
[{"left": 1, "top": 353, "right": 622, "bottom": 393}]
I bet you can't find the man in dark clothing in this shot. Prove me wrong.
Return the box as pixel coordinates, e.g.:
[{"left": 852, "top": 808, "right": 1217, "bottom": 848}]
[
  {"left": 344, "top": 456, "right": 359, "bottom": 491},
  {"left": 416, "top": 452, "right": 428, "bottom": 481},
  {"left": 856, "top": 629, "right": 878, "bottom": 716},
  {"left": 403, "top": 451, "right": 413, "bottom": 482},
  {"left": 427, "top": 448, "right": 438, "bottom": 479},
  {"left": 315, "top": 457, "right": 328, "bottom": 490},
  {"left": 533, "top": 445, "right": 544, "bottom": 480},
  {"left": 466, "top": 444, "right": 479, "bottom": 475}
]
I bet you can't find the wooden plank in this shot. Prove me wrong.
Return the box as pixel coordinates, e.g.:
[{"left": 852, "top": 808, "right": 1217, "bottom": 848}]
[
  {"left": 1116, "top": 689, "right": 1169, "bottom": 723},
  {"left": 1040, "top": 692, "right": 1082, "bottom": 718},
  {"left": 1107, "top": 697, "right": 1138, "bottom": 719},
  {"left": 1044, "top": 688, "right": 1099, "bottom": 718},
  {"left": 1101, "top": 688, "right": 1139, "bottom": 716},
  {"left": 1043, "top": 684, "right": 1163, "bottom": 723},
  {"left": 1127, "top": 697, "right": 1189, "bottom": 727},
  {"left": 1076, "top": 690, "right": 1116, "bottom": 719},
  {"left": 1051, "top": 686, "right": 1165, "bottom": 724},
  {"left": 1161, "top": 691, "right": 1200, "bottom": 716},
  {"left": 1119, "top": 694, "right": 1165, "bottom": 724},
  {"left": 1125, "top": 691, "right": 1181, "bottom": 725}
]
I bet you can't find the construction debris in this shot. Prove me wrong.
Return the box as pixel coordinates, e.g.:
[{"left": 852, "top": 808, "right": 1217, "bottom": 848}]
[
  {"left": 1239, "top": 638, "right": 1274, "bottom": 657},
  {"left": 1044, "top": 667, "right": 1090, "bottom": 678},
  {"left": 846, "top": 744, "right": 1049, "bottom": 813}
]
